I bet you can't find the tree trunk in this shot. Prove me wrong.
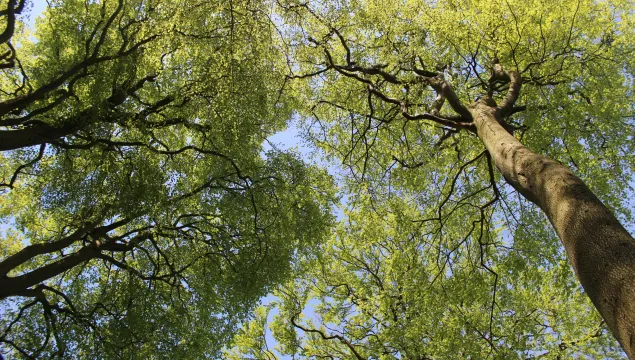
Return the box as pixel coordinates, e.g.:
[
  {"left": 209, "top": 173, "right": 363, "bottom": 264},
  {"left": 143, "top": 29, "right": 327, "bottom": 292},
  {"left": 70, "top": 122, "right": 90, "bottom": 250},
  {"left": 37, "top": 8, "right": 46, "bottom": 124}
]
[{"left": 471, "top": 100, "right": 635, "bottom": 357}]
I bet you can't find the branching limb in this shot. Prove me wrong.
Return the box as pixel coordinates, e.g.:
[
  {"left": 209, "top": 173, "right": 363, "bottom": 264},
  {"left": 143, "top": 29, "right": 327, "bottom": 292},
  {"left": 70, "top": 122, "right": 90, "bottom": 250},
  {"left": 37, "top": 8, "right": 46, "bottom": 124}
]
[
  {"left": 425, "top": 77, "right": 473, "bottom": 121},
  {"left": 0, "top": 143, "right": 46, "bottom": 190},
  {"left": 489, "top": 61, "right": 522, "bottom": 117},
  {"left": 0, "top": 213, "right": 114, "bottom": 277},
  {"left": 0, "top": 0, "right": 26, "bottom": 45},
  {"left": 367, "top": 84, "right": 475, "bottom": 131},
  {"left": 290, "top": 313, "right": 366, "bottom": 360},
  {"left": 306, "top": 28, "right": 475, "bottom": 128}
]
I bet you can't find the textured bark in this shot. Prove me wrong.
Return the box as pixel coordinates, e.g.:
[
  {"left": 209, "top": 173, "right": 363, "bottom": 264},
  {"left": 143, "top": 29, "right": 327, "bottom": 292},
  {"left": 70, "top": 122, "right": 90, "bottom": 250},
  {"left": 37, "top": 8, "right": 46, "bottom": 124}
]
[{"left": 471, "top": 101, "right": 635, "bottom": 357}]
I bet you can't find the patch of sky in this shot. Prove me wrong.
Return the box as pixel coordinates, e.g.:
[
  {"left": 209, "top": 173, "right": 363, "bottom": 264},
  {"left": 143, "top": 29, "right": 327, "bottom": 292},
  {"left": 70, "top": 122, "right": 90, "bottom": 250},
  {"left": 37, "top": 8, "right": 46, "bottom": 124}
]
[
  {"left": 263, "top": 119, "right": 310, "bottom": 156},
  {"left": 23, "top": 0, "right": 47, "bottom": 30},
  {"left": 256, "top": 117, "right": 355, "bottom": 358},
  {"left": 263, "top": 115, "right": 348, "bottom": 218},
  {"left": 258, "top": 295, "right": 323, "bottom": 359}
]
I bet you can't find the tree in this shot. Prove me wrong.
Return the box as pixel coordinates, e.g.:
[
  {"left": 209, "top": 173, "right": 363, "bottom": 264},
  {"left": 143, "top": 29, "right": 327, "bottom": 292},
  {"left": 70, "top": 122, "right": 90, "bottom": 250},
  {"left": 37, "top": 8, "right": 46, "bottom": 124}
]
[
  {"left": 232, "top": 197, "right": 625, "bottom": 358},
  {"left": 0, "top": 0, "right": 334, "bottom": 358},
  {"left": 227, "top": 0, "right": 635, "bottom": 358}
]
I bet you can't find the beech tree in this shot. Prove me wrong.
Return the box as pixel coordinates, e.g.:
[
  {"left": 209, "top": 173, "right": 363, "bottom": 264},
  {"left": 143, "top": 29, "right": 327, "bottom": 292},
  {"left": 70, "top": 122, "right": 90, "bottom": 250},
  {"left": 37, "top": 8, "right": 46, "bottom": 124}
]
[
  {"left": 0, "top": 0, "right": 334, "bottom": 358},
  {"left": 227, "top": 0, "right": 635, "bottom": 358},
  {"left": 3, "top": 0, "right": 635, "bottom": 358}
]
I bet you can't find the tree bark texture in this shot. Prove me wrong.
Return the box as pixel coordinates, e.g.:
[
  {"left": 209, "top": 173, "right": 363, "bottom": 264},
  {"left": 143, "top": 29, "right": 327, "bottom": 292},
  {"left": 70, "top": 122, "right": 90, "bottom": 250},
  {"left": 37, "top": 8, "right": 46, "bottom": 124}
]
[{"left": 471, "top": 101, "right": 635, "bottom": 357}]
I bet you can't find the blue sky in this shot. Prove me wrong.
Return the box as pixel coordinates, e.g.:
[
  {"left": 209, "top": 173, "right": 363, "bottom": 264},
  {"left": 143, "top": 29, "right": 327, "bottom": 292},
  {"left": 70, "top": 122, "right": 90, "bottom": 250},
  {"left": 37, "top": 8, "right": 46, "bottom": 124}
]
[{"left": 25, "top": 0, "right": 46, "bottom": 27}]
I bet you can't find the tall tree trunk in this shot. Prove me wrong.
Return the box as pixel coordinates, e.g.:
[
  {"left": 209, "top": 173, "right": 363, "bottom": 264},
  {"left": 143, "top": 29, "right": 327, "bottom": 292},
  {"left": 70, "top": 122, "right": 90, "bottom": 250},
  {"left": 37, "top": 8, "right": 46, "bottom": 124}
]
[{"left": 471, "top": 100, "right": 635, "bottom": 357}]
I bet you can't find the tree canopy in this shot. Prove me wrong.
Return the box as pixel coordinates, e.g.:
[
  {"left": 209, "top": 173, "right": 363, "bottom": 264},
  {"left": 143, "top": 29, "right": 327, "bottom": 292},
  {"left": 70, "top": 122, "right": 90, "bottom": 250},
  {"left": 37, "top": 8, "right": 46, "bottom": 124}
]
[
  {"left": 227, "top": 0, "right": 635, "bottom": 358},
  {"left": 2, "top": 0, "right": 635, "bottom": 359},
  {"left": 0, "top": 0, "right": 333, "bottom": 358}
]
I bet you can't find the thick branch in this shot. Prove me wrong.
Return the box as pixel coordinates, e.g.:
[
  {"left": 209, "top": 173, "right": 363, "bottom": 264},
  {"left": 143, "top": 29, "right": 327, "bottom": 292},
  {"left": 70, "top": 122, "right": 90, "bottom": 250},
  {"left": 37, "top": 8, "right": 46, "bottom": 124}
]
[
  {"left": 0, "top": 75, "right": 159, "bottom": 151},
  {"left": 497, "top": 72, "right": 522, "bottom": 116},
  {"left": 0, "top": 120, "right": 85, "bottom": 151},
  {"left": 367, "top": 85, "right": 474, "bottom": 131},
  {"left": 0, "top": 245, "right": 101, "bottom": 299},
  {"left": 426, "top": 78, "right": 473, "bottom": 121},
  {"left": 0, "top": 35, "right": 158, "bottom": 119},
  {"left": 0, "top": 216, "right": 127, "bottom": 277},
  {"left": 0, "top": 0, "right": 26, "bottom": 44}
]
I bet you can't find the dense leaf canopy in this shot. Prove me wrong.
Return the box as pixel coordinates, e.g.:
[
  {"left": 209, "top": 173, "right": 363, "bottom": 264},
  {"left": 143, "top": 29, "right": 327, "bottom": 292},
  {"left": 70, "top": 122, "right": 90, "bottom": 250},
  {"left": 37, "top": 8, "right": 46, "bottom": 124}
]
[
  {"left": 1, "top": 0, "right": 635, "bottom": 359},
  {"left": 226, "top": 0, "right": 635, "bottom": 358},
  {"left": 0, "top": 0, "right": 333, "bottom": 358}
]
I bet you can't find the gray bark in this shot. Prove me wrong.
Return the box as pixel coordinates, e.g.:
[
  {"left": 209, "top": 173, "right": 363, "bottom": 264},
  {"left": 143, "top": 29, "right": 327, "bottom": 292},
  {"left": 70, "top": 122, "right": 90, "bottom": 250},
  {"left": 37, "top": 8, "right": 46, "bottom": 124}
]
[{"left": 471, "top": 100, "right": 635, "bottom": 357}]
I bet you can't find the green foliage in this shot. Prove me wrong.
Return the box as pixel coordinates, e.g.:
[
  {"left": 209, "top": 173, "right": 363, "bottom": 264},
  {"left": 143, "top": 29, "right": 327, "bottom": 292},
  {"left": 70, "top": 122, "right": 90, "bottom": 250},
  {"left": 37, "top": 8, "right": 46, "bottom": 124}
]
[
  {"left": 0, "top": 0, "right": 334, "bottom": 358},
  {"left": 2, "top": 0, "right": 635, "bottom": 358},
  {"left": 225, "top": 0, "right": 635, "bottom": 358},
  {"left": 243, "top": 198, "right": 622, "bottom": 358}
]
